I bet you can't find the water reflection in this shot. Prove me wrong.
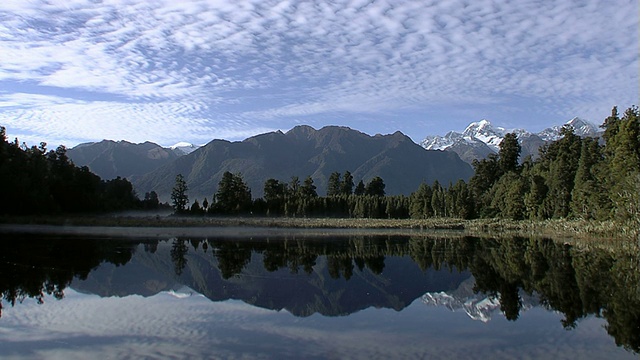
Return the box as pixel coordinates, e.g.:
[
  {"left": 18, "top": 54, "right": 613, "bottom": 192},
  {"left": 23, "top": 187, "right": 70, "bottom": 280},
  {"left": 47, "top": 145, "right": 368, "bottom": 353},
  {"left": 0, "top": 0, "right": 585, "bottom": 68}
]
[{"left": 1, "top": 233, "right": 639, "bottom": 355}]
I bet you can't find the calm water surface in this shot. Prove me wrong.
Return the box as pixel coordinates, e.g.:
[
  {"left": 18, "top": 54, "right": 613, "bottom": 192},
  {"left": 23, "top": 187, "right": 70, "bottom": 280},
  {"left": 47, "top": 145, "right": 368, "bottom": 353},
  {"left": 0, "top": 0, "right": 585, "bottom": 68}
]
[{"left": 0, "top": 231, "right": 638, "bottom": 359}]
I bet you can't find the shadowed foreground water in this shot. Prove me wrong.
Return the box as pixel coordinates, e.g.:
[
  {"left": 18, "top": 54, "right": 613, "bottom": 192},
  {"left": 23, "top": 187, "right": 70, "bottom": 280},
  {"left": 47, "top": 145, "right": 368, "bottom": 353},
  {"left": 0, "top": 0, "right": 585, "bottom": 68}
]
[{"left": 0, "top": 232, "right": 638, "bottom": 359}]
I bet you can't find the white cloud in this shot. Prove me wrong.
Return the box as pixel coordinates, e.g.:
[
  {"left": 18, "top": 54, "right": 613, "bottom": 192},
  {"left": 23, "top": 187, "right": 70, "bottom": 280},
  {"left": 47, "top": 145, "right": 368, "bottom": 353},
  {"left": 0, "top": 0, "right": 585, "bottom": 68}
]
[{"left": 0, "top": 0, "right": 637, "bottom": 144}]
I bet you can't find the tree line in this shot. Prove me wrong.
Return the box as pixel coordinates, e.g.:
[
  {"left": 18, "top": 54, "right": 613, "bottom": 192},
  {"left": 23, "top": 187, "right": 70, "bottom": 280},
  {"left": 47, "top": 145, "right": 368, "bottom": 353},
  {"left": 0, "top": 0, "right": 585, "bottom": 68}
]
[
  {"left": 0, "top": 127, "right": 159, "bottom": 215},
  {"left": 172, "top": 106, "right": 639, "bottom": 222}
]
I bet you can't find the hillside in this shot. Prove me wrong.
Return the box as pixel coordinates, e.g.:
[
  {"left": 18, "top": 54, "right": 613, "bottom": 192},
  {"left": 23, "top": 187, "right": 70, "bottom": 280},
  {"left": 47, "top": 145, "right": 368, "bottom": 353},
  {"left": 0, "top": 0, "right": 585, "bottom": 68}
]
[
  {"left": 134, "top": 125, "right": 473, "bottom": 201},
  {"left": 68, "top": 140, "right": 179, "bottom": 180}
]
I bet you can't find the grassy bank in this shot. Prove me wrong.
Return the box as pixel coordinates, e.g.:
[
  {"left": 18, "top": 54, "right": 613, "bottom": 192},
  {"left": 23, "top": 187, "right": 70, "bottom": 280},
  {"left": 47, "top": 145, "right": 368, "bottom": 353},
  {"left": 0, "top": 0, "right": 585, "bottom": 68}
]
[{"left": 1, "top": 214, "right": 638, "bottom": 243}]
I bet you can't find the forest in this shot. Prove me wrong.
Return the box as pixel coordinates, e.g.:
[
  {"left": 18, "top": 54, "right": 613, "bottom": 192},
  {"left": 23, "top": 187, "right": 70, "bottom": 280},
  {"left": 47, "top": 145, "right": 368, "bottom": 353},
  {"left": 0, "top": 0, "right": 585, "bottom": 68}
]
[
  {"left": 0, "top": 127, "right": 155, "bottom": 215},
  {"left": 174, "top": 106, "right": 640, "bottom": 223},
  {"left": 1, "top": 105, "right": 638, "bottom": 223}
]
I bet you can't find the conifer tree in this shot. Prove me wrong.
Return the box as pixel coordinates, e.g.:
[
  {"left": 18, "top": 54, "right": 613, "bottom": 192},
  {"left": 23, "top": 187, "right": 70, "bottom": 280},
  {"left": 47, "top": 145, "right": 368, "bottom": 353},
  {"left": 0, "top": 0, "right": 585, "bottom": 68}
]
[
  {"left": 340, "top": 171, "right": 354, "bottom": 195},
  {"left": 499, "top": 132, "right": 521, "bottom": 173},
  {"left": 327, "top": 172, "right": 341, "bottom": 197},
  {"left": 171, "top": 174, "right": 189, "bottom": 213}
]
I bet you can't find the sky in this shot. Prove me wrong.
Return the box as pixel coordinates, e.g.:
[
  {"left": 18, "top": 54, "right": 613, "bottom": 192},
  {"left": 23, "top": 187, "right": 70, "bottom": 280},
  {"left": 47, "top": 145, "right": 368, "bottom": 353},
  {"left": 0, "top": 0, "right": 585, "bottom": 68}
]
[{"left": 0, "top": 0, "right": 637, "bottom": 148}]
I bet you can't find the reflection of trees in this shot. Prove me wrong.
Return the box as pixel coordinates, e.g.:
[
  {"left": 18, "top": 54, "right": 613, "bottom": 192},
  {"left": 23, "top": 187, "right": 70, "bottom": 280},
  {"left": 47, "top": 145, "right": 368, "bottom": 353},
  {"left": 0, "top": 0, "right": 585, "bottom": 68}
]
[
  {"left": 0, "top": 235, "right": 138, "bottom": 318},
  {"left": 170, "top": 238, "right": 189, "bottom": 276},
  {"left": 3, "top": 232, "right": 638, "bottom": 353},
  {"left": 408, "top": 236, "right": 639, "bottom": 354},
  {"left": 213, "top": 242, "right": 252, "bottom": 279},
  {"left": 195, "top": 233, "right": 639, "bottom": 353}
]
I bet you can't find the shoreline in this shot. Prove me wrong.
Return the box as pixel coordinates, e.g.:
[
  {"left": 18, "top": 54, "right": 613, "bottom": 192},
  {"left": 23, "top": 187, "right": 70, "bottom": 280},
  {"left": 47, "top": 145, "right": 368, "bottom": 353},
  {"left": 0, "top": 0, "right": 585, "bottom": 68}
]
[{"left": 1, "top": 214, "right": 637, "bottom": 244}]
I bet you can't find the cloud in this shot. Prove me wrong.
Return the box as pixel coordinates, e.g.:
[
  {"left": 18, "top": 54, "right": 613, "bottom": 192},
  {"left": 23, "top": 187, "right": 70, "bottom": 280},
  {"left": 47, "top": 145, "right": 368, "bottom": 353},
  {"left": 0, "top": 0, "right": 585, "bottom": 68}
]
[
  {"left": 0, "top": 93, "right": 275, "bottom": 146},
  {"left": 0, "top": 0, "right": 637, "bottom": 145}
]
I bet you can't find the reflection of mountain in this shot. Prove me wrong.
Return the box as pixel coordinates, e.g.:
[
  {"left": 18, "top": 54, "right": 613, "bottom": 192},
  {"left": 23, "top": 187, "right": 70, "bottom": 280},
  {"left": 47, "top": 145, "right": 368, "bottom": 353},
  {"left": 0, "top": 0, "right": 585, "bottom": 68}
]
[
  {"left": 3, "top": 233, "right": 639, "bottom": 354},
  {"left": 72, "top": 240, "right": 472, "bottom": 317},
  {"left": 421, "top": 276, "right": 539, "bottom": 322}
]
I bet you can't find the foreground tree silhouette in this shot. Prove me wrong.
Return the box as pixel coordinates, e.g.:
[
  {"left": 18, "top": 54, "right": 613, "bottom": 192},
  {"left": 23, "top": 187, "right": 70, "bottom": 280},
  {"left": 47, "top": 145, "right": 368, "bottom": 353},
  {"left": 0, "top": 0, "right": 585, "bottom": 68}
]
[
  {"left": 213, "top": 171, "right": 252, "bottom": 214},
  {"left": 171, "top": 174, "right": 189, "bottom": 213}
]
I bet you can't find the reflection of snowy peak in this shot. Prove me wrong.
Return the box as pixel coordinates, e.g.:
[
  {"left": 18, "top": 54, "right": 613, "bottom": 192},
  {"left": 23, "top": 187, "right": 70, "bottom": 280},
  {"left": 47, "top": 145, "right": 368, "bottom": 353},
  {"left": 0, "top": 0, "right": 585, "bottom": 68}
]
[
  {"left": 422, "top": 291, "right": 500, "bottom": 322},
  {"left": 421, "top": 277, "right": 539, "bottom": 322}
]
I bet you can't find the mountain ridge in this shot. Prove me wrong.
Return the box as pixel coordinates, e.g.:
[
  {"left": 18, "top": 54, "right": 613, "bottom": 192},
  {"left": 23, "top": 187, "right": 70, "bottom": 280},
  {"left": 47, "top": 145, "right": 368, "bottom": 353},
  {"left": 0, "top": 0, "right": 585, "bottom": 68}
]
[
  {"left": 67, "top": 139, "right": 181, "bottom": 180},
  {"left": 421, "top": 117, "right": 601, "bottom": 164},
  {"left": 133, "top": 125, "right": 473, "bottom": 201}
]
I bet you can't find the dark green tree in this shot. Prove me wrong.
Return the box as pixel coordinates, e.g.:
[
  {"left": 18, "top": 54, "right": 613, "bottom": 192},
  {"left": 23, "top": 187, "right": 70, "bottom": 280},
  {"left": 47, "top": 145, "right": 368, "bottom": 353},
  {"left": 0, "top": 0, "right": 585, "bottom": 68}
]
[
  {"left": 570, "top": 138, "right": 608, "bottom": 219},
  {"left": 171, "top": 174, "right": 189, "bottom": 213},
  {"left": 469, "top": 154, "right": 501, "bottom": 217},
  {"left": 499, "top": 132, "right": 521, "bottom": 173},
  {"left": 301, "top": 176, "right": 318, "bottom": 198},
  {"left": 340, "top": 171, "right": 354, "bottom": 195},
  {"left": 365, "top": 176, "right": 385, "bottom": 197},
  {"left": 410, "top": 183, "right": 433, "bottom": 219},
  {"left": 327, "top": 172, "right": 341, "bottom": 197},
  {"left": 540, "top": 126, "right": 582, "bottom": 218},
  {"left": 213, "top": 171, "right": 252, "bottom": 214},
  {"left": 354, "top": 180, "right": 366, "bottom": 195},
  {"left": 430, "top": 180, "right": 446, "bottom": 217}
]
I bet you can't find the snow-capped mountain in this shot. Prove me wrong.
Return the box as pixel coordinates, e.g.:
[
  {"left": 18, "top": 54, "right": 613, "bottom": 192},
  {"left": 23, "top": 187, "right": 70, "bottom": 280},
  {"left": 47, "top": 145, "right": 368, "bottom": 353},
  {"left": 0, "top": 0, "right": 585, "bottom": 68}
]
[
  {"left": 421, "top": 117, "right": 601, "bottom": 164},
  {"left": 170, "top": 142, "right": 200, "bottom": 156},
  {"left": 461, "top": 119, "right": 511, "bottom": 152},
  {"left": 538, "top": 117, "right": 601, "bottom": 141}
]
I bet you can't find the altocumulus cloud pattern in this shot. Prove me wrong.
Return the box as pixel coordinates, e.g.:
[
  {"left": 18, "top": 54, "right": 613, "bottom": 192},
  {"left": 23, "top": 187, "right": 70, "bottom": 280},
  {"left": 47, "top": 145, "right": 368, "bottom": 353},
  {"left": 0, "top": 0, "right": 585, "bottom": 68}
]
[{"left": 0, "top": 0, "right": 637, "bottom": 147}]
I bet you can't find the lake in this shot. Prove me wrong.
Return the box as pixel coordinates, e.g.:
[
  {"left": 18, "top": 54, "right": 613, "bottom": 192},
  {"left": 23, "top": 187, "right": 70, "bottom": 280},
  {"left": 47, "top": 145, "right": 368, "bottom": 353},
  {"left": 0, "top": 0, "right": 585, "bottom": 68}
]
[{"left": 0, "top": 230, "right": 638, "bottom": 359}]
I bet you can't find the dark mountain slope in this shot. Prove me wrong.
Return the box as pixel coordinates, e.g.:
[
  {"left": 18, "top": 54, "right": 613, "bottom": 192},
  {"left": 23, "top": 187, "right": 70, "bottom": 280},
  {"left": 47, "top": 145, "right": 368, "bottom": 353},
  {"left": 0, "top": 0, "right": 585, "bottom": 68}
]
[
  {"left": 134, "top": 125, "right": 474, "bottom": 200},
  {"left": 68, "top": 140, "right": 179, "bottom": 180}
]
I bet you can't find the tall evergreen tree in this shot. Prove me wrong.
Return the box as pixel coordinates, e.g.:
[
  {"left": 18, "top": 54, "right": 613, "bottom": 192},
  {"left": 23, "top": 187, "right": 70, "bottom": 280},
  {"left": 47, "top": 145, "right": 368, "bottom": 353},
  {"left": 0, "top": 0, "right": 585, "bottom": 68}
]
[
  {"left": 499, "top": 133, "right": 521, "bottom": 173},
  {"left": 540, "top": 126, "right": 582, "bottom": 218},
  {"left": 430, "top": 180, "right": 446, "bottom": 217},
  {"left": 214, "top": 171, "right": 252, "bottom": 214},
  {"left": 340, "top": 171, "right": 354, "bottom": 195},
  {"left": 410, "top": 183, "right": 433, "bottom": 219},
  {"left": 171, "top": 174, "right": 189, "bottom": 213},
  {"left": 603, "top": 106, "right": 640, "bottom": 218},
  {"left": 469, "top": 154, "right": 501, "bottom": 216},
  {"left": 365, "top": 176, "right": 385, "bottom": 197},
  {"left": 327, "top": 172, "right": 341, "bottom": 197},
  {"left": 570, "top": 138, "right": 607, "bottom": 219},
  {"left": 301, "top": 176, "right": 318, "bottom": 198},
  {"left": 354, "top": 180, "right": 366, "bottom": 195}
]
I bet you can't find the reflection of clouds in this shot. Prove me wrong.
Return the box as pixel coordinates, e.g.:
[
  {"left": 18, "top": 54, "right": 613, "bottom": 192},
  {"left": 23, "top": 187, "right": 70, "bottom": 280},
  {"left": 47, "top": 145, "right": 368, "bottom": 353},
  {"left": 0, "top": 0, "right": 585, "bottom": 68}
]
[
  {"left": 0, "top": 290, "right": 633, "bottom": 359},
  {"left": 0, "top": 0, "right": 637, "bottom": 145}
]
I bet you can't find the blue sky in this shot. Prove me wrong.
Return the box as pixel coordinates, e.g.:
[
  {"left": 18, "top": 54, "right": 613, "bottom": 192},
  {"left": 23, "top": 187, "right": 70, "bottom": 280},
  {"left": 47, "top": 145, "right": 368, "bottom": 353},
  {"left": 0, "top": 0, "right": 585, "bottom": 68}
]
[{"left": 0, "top": 0, "right": 637, "bottom": 148}]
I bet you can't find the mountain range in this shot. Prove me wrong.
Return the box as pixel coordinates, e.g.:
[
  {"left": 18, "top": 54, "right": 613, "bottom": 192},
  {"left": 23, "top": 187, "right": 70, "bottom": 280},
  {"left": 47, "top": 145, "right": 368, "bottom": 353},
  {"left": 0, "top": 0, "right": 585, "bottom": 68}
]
[
  {"left": 132, "top": 125, "right": 473, "bottom": 201},
  {"left": 67, "top": 140, "right": 182, "bottom": 180},
  {"left": 67, "top": 118, "right": 601, "bottom": 201},
  {"left": 421, "top": 117, "right": 602, "bottom": 164}
]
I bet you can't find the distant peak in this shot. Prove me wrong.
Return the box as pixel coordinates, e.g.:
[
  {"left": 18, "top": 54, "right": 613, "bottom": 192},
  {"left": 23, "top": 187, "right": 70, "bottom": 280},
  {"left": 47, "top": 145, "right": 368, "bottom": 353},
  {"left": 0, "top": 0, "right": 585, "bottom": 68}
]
[
  {"left": 286, "top": 125, "right": 317, "bottom": 137},
  {"left": 170, "top": 142, "right": 196, "bottom": 149}
]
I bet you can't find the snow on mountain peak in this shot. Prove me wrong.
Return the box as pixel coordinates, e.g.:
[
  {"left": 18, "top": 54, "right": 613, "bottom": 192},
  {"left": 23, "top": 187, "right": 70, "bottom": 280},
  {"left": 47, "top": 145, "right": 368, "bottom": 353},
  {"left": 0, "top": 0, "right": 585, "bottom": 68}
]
[
  {"left": 422, "top": 116, "right": 602, "bottom": 156},
  {"left": 538, "top": 117, "right": 600, "bottom": 142},
  {"left": 170, "top": 142, "right": 200, "bottom": 155},
  {"left": 461, "top": 120, "right": 506, "bottom": 151}
]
